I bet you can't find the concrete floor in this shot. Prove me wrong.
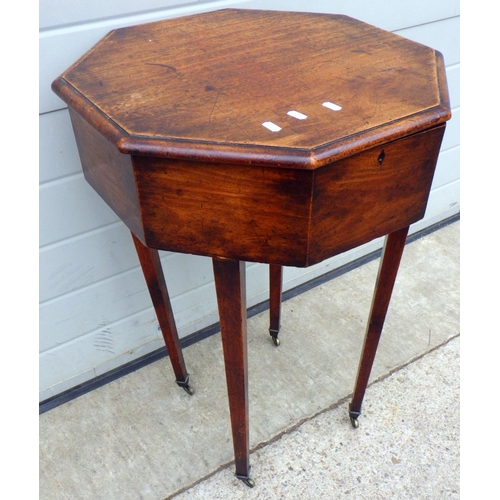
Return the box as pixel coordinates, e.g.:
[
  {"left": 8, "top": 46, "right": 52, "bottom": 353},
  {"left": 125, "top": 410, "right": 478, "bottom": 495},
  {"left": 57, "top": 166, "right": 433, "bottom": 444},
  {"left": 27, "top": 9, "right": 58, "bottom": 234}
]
[{"left": 39, "top": 220, "right": 459, "bottom": 499}]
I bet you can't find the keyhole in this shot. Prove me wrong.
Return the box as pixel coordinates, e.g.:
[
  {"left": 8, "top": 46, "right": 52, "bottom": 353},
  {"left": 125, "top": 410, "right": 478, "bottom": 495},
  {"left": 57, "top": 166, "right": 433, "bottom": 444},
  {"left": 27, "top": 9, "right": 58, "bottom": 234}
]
[{"left": 378, "top": 150, "right": 386, "bottom": 165}]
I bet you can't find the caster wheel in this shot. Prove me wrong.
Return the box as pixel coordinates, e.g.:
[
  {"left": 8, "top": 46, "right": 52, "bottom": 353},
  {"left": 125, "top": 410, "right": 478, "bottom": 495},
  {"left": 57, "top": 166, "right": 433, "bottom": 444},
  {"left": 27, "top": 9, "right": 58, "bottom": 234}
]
[
  {"left": 240, "top": 478, "right": 255, "bottom": 488},
  {"left": 350, "top": 417, "right": 359, "bottom": 429},
  {"left": 236, "top": 468, "right": 255, "bottom": 488},
  {"left": 183, "top": 385, "right": 195, "bottom": 396},
  {"left": 272, "top": 336, "right": 280, "bottom": 347}
]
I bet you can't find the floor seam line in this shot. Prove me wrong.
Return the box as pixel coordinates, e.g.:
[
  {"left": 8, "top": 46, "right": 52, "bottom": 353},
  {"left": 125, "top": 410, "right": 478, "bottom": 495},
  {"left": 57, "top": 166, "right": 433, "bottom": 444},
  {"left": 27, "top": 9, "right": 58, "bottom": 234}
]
[{"left": 167, "top": 332, "right": 460, "bottom": 499}]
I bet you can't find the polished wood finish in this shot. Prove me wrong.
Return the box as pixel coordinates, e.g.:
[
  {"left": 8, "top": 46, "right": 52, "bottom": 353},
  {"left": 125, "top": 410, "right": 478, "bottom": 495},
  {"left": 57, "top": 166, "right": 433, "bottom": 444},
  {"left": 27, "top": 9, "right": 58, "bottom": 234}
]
[
  {"left": 350, "top": 226, "right": 410, "bottom": 417},
  {"left": 67, "top": 118, "right": 445, "bottom": 267},
  {"left": 269, "top": 264, "right": 283, "bottom": 340},
  {"left": 51, "top": 8, "right": 451, "bottom": 486},
  {"left": 69, "top": 108, "right": 144, "bottom": 240},
  {"left": 132, "top": 155, "right": 312, "bottom": 266},
  {"left": 131, "top": 233, "right": 190, "bottom": 389},
  {"left": 53, "top": 9, "right": 449, "bottom": 168},
  {"left": 212, "top": 258, "right": 250, "bottom": 479},
  {"left": 131, "top": 124, "right": 444, "bottom": 266},
  {"left": 308, "top": 126, "right": 444, "bottom": 263}
]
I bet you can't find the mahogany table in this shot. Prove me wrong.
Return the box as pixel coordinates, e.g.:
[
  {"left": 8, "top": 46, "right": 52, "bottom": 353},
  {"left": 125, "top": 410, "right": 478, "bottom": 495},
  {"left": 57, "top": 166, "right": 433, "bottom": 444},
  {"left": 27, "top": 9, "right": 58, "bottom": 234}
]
[{"left": 52, "top": 9, "right": 451, "bottom": 487}]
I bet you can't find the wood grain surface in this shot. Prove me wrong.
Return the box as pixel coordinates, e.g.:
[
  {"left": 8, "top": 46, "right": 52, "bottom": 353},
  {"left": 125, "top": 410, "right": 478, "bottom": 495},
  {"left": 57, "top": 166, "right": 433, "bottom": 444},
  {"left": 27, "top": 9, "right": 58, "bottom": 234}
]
[{"left": 52, "top": 9, "right": 450, "bottom": 168}]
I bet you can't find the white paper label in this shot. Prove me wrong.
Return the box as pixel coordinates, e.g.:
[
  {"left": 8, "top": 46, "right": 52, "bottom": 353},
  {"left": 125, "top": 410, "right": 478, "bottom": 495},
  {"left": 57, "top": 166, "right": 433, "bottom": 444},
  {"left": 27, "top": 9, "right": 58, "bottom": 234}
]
[
  {"left": 287, "top": 110, "right": 308, "bottom": 120},
  {"left": 262, "top": 121, "right": 282, "bottom": 132},
  {"left": 322, "top": 102, "right": 342, "bottom": 111}
]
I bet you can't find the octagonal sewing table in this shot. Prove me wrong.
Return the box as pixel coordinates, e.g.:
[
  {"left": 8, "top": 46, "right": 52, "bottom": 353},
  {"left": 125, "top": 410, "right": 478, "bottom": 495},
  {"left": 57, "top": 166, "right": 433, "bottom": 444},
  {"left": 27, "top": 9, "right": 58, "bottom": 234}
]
[{"left": 52, "top": 9, "right": 451, "bottom": 487}]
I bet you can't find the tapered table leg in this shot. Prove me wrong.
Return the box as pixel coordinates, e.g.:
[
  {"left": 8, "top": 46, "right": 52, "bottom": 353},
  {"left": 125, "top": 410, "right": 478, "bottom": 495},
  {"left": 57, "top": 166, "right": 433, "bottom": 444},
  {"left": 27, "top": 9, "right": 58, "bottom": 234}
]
[
  {"left": 269, "top": 264, "right": 283, "bottom": 346},
  {"left": 212, "top": 258, "right": 254, "bottom": 487},
  {"left": 349, "top": 226, "right": 409, "bottom": 427},
  {"left": 131, "top": 232, "right": 193, "bottom": 395}
]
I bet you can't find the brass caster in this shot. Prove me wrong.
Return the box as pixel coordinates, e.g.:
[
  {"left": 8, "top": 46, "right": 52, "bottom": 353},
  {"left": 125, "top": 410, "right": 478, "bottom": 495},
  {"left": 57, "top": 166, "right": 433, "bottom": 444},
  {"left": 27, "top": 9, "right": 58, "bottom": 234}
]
[
  {"left": 236, "top": 468, "right": 254, "bottom": 487},
  {"left": 269, "top": 328, "right": 280, "bottom": 346},
  {"left": 348, "top": 404, "right": 361, "bottom": 429},
  {"left": 176, "top": 375, "right": 194, "bottom": 395},
  {"left": 240, "top": 478, "right": 255, "bottom": 488},
  {"left": 183, "top": 385, "right": 195, "bottom": 396}
]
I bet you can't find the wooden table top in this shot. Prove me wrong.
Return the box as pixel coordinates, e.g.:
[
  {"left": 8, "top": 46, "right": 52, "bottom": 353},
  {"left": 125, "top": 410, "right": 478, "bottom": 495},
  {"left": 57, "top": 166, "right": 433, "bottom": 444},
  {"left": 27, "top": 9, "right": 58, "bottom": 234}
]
[{"left": 52, "top": 9, "right": 450, "bottom": 169}]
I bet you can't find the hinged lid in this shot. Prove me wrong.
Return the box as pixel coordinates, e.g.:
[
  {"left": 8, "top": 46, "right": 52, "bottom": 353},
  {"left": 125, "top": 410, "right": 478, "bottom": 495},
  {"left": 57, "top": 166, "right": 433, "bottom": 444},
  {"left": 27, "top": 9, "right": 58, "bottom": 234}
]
[{"left": 52, "top": 9, "right": 450, "bottom": 168}]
